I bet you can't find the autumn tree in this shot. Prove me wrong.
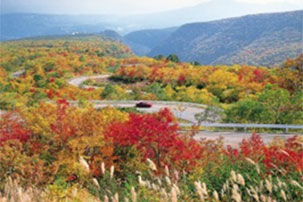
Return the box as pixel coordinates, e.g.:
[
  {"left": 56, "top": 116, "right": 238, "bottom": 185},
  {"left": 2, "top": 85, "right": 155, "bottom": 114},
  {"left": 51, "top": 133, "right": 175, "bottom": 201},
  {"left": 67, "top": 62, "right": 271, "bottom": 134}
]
[
  {"left": 225, "top": 85, "right": 302, "bottom": 124},
  {"left": 167, "top": 54, "right": 180, "bottom": 63},
  {"left": 280, "top": 54, "right": 303, "bottom": 93},
  {"left": 195, "top": 105, "right": 222, "bottom": 125},
  {"left": 153, "top": 55, "right": 166, "bottom": 60}
]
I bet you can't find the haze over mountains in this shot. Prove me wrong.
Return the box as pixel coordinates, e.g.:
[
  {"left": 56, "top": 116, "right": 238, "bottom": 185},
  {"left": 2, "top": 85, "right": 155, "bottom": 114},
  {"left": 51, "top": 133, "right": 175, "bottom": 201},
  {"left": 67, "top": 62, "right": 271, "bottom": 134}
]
[
  {"left": 147, "top": 10, "right": 303, "bottom": 66},
  {"left": 0, "top": 14, "right": 117, "bottom": 41},
  {"left": 124, "top": 28, "right": 177, "bottom": 56},
  {"left": 120, "top": 0, "right": 302, "bottom": 30},
  {"left": 1, "top": 0, "right": 302, "bottom": 38},
  {"left": 1, "top": 2, "right": 303, "bottom": 66}
]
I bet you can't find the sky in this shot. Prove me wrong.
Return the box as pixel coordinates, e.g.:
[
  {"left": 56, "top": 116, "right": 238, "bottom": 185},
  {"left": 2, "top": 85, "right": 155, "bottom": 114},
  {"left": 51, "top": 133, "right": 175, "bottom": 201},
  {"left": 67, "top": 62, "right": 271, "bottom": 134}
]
[{"left": 1, "top": 0, "right": 302, "bottom": 15}]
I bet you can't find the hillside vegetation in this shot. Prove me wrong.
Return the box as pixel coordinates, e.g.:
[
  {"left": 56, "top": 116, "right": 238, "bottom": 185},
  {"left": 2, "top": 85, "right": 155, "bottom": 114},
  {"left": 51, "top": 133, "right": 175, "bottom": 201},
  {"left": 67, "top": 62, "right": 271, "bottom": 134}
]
[
  {"left": 1, "top": 37, "right": 302, "bottom": 124},
  {"left": 148, "top": 10, "right": 303, "bottom": 66},
  {"left": 124, "top": 27, "right": 177, "bottom": 55},
  {"left": 0, "top": 37, "right": 303, "bottom": 201}
]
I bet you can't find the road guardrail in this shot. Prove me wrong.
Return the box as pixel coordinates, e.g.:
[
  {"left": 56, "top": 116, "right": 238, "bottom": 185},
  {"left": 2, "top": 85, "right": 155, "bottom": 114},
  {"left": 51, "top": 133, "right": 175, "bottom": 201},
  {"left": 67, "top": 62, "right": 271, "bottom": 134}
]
[{"left": 180, "top": 123, "right": 303, "bottom": 133}]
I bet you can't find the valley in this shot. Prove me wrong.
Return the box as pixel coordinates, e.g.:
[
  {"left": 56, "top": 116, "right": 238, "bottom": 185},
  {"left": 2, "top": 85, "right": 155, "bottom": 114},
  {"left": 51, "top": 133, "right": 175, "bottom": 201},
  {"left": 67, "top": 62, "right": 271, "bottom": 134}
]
[{"left": 1, "top": 6, "right": 303, "bottom": 202}]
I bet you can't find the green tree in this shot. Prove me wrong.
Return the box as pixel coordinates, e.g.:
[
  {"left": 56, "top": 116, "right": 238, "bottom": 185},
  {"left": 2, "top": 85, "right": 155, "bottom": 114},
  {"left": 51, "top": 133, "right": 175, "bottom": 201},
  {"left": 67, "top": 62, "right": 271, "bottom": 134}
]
[
  {"left": 33, "top": 74, "right": 43, "bottom": 82},
  {"left": 167, "top": 54, "right": 180, "bottom": 63},
  {"left": 224, "top": 85, "right": 301, "bottom": 124},
  {"left": 287, "top": 91, "right": 303, "bottom": 124},
  {"left": 153, "top": 55, "right": 166, "bottom": 60},
  {"left": 101, "top": 84, "right": 116, "bottom": 99},
  {"left": 224, "top": 99, "right": 266, "bottom": 123},
  {"left": 195, "top": 106, "right": 222, "bottom": 125},
  {"left": 79, "top": 55, "right": 85, "bottom": 62},
  {"left": 43, "top": 62, "right": 56, "bottom": 72},
  {"left": 191, "top": 61, "right": 201, "bottom": 66},
  {"left": 258, "top": 86, "right": 290, "bottom": 124},
  {"left": 144, "top": 82, "right": 167, "bottom": 100}
]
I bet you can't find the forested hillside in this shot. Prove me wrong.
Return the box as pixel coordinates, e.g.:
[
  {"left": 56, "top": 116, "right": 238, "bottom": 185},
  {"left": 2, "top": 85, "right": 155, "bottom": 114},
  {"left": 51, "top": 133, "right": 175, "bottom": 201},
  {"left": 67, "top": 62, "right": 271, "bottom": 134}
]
[
  {"left": 1, "top": 35, "right": 303, "bottom": 202},
  {"left": 149, "top": 10, "right": 303, "bottom": 66},
  {"left": 124, "top": 27, "right": 177, "bottom": 55}
]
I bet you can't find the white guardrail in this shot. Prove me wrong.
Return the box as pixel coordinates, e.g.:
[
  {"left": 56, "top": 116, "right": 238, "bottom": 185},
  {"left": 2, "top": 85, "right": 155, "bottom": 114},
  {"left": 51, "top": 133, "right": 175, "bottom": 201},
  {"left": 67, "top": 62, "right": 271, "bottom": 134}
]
[
  {"left": 180, "top": 123, "right": 303, "bottom": 133},
  {"left": 9, "top": 71, "right": 302, "bottom": 134},
  {"left": 65, "top": 100, "right": 302, "bottom": 133}
]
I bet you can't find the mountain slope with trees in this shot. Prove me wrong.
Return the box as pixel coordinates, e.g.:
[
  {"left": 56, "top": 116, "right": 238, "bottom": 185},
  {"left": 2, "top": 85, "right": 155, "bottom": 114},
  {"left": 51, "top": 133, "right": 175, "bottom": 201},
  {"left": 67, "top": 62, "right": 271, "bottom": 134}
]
[
  {"left": 124, "top": 27, "right": 177, "bottom": 56},
  {"left": 149, "top": 10, "right": 303, "bottom": 66}
]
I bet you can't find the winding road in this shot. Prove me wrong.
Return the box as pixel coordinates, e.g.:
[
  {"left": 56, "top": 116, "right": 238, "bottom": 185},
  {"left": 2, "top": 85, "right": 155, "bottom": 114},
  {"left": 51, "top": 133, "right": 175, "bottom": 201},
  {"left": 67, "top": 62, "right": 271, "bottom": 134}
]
[
  {"left": 68, "top": 75, "right": 207, "bottom": 123},
  {"left": 68, "top": 74, "right": 111, "bottom": 89},
  {"left": 67, "top": 74, "right": 302, "bottom": 146},
  {"left": 67, "top": 100, "right": 207, "bottom": 124},
  {"left": 1, "top": 72, "right": 301, "bottom": 147}
]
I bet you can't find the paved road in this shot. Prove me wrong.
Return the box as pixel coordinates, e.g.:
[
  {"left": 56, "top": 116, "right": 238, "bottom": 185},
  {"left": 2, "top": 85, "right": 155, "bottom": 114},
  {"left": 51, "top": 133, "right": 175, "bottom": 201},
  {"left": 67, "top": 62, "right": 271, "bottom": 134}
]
[
  {"left": 2, "top": 73, "right": 299, "bottom": 147},
  {"left": 68, "top": 74, "right": 110, "bottom": 89},
  {"left": 93, "top": 102, "right": 204, "bottom": 123},
  {"left": 12, "top": 70, "right": 25, "bottom": 78},
  {"left": 78, "top": 101, "right": 302, "bottom": 147},
  {"left": 66, "top": 74, "right": 302, "bottom": 146},
  {"left": 192, "top": 131, "right": 301, "bottom": 147},
  {"left": 68, "top": 75, "right": 206, "bottom": 123}
]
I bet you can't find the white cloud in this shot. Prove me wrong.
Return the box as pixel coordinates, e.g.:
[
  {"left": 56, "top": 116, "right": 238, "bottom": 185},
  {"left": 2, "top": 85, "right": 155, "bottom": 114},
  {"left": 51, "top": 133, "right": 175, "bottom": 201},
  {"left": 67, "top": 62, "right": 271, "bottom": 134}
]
[
  {"left": 2, "top": 0, "right": 302, "bottom": 15},
  {"left": 2, "top": 0, "right": 211, "bottom": 15},
  {"left": 92, "top": 0, "right": 208, "bottom": 15},
  {"left": 235, "top": 0, "right": 302, "bottom": 5}
]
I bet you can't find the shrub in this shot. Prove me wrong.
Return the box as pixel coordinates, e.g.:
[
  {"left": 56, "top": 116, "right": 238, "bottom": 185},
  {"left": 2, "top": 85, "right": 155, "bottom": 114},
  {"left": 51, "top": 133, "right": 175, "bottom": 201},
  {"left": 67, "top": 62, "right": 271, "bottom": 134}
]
[
  {"left": 105, "top": 108, "right": 203, "bottom": 171},
  {"left": 0, "top": 113, "right": 30, "bottom": 144}
]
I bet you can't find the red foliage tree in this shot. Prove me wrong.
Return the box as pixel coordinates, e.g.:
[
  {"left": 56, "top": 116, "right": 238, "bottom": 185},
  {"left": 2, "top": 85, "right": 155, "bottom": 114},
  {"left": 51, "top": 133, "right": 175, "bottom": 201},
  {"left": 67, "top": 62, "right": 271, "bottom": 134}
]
[
  {"left": 0, "top": 113, "right": 31, "bottom": 144},
  {"left": 263, "top": 147, "right": 303, "bottom": 172},
  {"left": 105, "top": 108, "right": 202, "bottom": 170},
  {"left": 50, "top": 99, "right": 76, "bottom": 143},
  {"left": 236, "top": 133, "right": 303, "bottom": 173},
  {"left": 177, "top": 74, "right": 186, "bottom": 85},
  {"left": 239, "top": 133, "right": 265, "bottom": 159},
  {"left": 253, "top": 69, "right": 267, "bottom": 83}
]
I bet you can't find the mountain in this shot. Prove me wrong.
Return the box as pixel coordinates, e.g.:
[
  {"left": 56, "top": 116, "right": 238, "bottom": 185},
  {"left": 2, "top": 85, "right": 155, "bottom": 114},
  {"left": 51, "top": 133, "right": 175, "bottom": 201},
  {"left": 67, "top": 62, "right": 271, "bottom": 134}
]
[
  {"left": 2, "top": 10, "right": 302, "bottom": 66},
  {"left": 0, "top": 13, "right": 118, "bottom": 41},
  {"left": 119, "top": 0, "right": 302, "bottom": 31},
  {"left": 2, "top": 0, "right": 302, "bottom": 41},
  {"left": 123, "top": 27, "right": 177, "bottom": 55},
  {"left": 20, "top": 30, "right": 123, "bottom": 42},
  {"left": 149, "top": 10, "right": 303, "bottom": 66}
]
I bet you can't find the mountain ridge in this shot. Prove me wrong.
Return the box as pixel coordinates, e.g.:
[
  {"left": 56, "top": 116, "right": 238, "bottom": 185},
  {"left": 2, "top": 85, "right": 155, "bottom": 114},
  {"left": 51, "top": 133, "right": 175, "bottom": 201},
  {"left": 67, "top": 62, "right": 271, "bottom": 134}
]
[{"left": 147, "top": 10, "right": 303, "bottom": 66}]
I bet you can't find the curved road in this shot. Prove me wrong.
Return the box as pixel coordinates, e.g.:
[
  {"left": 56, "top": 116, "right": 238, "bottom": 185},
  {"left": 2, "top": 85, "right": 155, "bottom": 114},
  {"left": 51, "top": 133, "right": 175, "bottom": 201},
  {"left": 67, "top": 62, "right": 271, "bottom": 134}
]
[
  {"left": 1, "top": 73, "right": 301, "bottom": 147},
  {"left": 67, "top": 100, "right": 206, "bottom": 124},
  {"left": 68, "top": 75, "right": 207, "bottom": 123},
  {"left": 193, "top": 131, "right": 298, "bottom": 147},
  {"left": 67, "top": 74, "right": 302, "bottom": 146},
  {"left": 68, "top": 74, "right": 111, "bottom": 89}
]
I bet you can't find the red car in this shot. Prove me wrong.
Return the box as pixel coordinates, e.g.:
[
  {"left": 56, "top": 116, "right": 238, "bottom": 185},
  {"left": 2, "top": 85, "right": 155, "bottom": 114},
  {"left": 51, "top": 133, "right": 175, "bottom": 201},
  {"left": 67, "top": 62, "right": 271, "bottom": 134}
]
[{"left": 136, "top": 102, "right": 153, "bottom": 108}]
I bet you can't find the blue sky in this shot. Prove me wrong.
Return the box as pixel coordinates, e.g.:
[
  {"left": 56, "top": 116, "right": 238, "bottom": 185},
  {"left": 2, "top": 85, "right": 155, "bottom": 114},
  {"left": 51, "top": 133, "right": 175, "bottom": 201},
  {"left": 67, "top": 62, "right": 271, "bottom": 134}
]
[{"left": 1, "top": 0, "right": 302, "bottom": 15}]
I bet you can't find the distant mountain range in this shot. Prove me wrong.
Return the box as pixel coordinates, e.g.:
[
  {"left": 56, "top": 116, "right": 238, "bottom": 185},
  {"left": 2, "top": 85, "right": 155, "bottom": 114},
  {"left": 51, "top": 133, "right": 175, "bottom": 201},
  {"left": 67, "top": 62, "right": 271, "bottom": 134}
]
[
  {"left": 2, "top": 0, "right": 302, "bottom": 33},
  {"left": 123, "top": 28, "right": 177, "bottom": 56},
  {"left": 121, "top": 0, "right": 302, "bottom": 30},
  {"left": 1, "top": 0, "right": 302, "bottom": 39},
  {"left": 0, "top": 13, "right": 115, "bottom": 41},
  {"left": 1, "top": 10, "right": 302, "bottom": 66},
  {"left": 140, "top": 10, "right": 302, "bottom": 66}
]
